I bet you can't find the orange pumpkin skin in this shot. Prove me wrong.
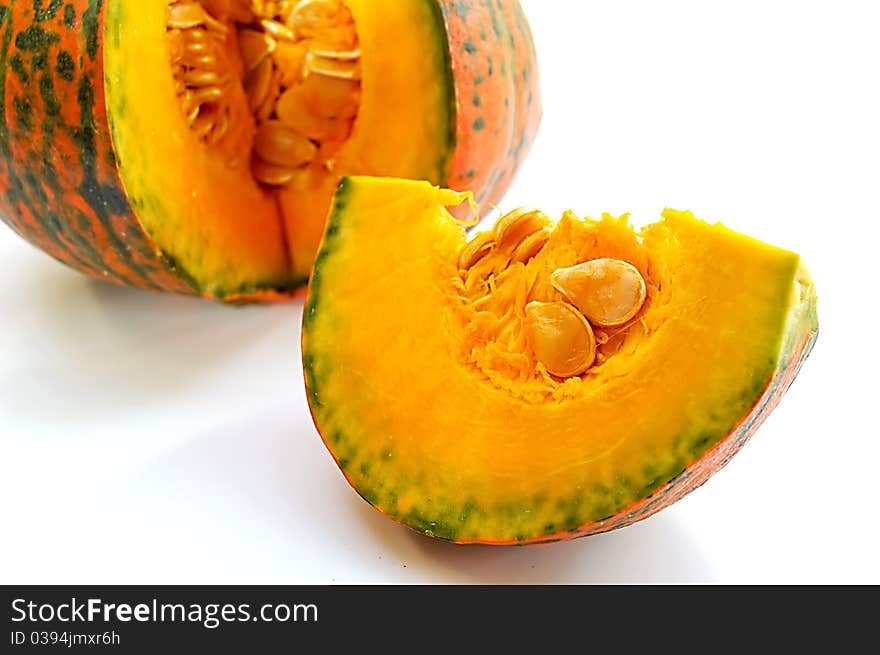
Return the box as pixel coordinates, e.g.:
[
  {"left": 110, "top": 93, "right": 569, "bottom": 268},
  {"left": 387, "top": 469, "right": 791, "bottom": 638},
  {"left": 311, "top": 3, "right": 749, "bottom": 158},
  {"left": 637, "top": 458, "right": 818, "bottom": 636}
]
[
  {"left": 0, "top": 1, "right": 192, "bottom": 293},
  {"left": 441, "top": 0, "right": 542, "bottom": 214},
  {"left": 0, "top": 1, "right": 541, "bottom": 300}
]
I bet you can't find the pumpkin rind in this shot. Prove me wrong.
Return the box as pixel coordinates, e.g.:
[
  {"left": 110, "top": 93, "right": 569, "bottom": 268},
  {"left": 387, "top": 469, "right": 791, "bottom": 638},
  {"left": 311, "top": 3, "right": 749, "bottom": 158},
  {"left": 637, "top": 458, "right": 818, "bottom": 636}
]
[
  {"left": 441, "top": 0, "right": 541, "bottom": 212},
  {"left": 302, "top": 177, "right": 819, "bottom": 545},
  {"left": 0, "top": 0, "right": 192, "bottom": 293}
]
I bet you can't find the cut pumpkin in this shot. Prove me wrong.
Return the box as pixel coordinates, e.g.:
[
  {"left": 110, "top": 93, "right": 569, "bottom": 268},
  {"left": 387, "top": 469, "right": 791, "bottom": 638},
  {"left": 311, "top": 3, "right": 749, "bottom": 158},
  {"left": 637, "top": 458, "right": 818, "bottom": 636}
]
[
  {"left": 302, "top": 177, "right": 819, "bottom": 544},
  {"left": 0, "top": 0, "right": 539, "bottom": 299}
]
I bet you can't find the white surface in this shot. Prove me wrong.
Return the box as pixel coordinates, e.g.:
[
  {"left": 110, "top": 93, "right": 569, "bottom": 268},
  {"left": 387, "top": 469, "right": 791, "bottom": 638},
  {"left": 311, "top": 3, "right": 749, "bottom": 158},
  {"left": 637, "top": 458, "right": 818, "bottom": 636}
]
[{"left": 1, "top": 0, "right": 878, "bottom": 584}]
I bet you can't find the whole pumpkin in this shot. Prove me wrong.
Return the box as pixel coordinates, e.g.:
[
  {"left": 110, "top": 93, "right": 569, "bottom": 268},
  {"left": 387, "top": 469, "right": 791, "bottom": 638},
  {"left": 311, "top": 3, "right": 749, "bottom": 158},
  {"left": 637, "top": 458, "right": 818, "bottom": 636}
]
[{"left": 0, "top": 0, "right": 540, "bottom": 300}]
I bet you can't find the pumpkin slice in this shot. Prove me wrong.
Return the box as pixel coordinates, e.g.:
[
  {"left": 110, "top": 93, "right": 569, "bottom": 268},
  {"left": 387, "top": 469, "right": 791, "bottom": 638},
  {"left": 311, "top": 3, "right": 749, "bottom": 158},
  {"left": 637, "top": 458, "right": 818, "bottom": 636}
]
[
  {"left": 0, "top": 0, "right": 539, "bottom": 299},
  {"left": 302, "top": 177, "right": 819, "bottom": 544}
]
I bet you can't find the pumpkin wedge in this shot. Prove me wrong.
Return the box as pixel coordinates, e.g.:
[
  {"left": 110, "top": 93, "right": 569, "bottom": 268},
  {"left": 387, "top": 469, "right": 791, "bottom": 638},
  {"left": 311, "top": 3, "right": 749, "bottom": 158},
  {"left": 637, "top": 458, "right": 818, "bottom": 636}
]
[
  {"left": 0, "top": 0, "right": 539, "bottom": 299},
  {"left": 302, "top": 177, "right": 819, "bottom": 545}
]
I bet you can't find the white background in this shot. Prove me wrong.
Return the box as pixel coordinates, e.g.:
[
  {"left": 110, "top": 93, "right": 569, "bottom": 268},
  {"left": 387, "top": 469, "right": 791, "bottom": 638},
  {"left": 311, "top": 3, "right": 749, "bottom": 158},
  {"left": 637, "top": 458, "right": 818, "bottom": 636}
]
[{"left": 1, "top": 0, "right": 878, "bottom": 583}]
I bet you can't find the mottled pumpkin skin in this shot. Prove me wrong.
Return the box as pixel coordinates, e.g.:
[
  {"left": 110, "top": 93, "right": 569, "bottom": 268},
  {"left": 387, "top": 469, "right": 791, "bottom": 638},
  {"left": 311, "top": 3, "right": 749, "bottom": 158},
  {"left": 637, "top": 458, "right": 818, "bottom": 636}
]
[
  {"left": 0, "top": 0, "right": 192, "bottom": 293},
  {"left": 0, "top": 0, "right": 541, "bottom": 299},
  {"left": 440, "top": 0, "right": 541, "bottom": 214}
]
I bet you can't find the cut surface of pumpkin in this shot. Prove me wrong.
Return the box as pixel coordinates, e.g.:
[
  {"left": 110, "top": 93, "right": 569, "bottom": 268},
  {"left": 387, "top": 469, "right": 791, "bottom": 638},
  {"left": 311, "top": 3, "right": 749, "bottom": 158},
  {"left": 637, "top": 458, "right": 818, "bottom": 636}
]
[
  {"left": 302, "top": 177, "right": 819, "bottom": 544},
  {"left": 106, "top": 0, "right": 538, "bottom": 295}
]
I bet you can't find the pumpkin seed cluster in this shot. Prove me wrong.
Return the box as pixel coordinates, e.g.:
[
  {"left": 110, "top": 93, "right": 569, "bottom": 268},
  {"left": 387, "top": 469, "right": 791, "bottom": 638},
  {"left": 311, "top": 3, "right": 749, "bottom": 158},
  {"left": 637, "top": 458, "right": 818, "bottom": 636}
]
[
  {"left": 166, "top": 0, "right": 361, "bottom": 188},
  {"left": 458, "top": 209, "right": 648, "bottom": 380}
]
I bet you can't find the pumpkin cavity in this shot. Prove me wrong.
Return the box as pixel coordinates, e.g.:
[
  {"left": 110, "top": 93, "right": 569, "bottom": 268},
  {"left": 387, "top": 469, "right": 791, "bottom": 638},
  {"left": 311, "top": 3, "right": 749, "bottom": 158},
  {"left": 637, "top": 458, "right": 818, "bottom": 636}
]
[
  {"left": 166, "top": 0, "right": 361, "bottom": 189},
  {"left": 455, "top": 208, "right": 662, "bottom": 403}
]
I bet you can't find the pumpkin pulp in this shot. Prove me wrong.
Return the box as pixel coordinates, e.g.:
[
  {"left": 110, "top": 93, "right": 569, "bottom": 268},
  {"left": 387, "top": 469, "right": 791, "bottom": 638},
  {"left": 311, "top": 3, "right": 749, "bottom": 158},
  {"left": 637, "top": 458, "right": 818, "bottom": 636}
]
[{"left": 105, "top": 0, "right": 455, "bottom": 296}]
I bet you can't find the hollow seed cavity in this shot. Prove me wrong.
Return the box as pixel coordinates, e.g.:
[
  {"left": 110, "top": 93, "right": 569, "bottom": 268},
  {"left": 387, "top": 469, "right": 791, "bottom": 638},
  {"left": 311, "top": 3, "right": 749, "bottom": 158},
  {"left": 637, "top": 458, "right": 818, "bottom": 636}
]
[{"left": 166, "top": 0, "right": 361, "bottom": 188}]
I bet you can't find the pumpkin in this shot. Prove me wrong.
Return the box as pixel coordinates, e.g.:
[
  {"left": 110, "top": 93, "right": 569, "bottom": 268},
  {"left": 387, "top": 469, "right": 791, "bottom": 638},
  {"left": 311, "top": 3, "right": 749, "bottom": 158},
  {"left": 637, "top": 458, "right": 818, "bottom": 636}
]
[
  {"left": 302, "top": 177, "right": 819, "bottom": 544},
  {"left": 0, "top": 0, "right": 540, "bottom": 300}
]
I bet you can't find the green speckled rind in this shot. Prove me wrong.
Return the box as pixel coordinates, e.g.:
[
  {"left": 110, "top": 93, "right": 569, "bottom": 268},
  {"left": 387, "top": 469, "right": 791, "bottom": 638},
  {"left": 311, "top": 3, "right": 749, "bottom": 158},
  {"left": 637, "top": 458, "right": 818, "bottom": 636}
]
[
  {"left": 303, "top": 177, "right": 819, "bottom": 545},
  {"left": 439, "top": 0, "right": 541, "bottom": 212},
  {"left": 302, "top": 178, "right": 353, "bottom": 394},
  {"left": 550, "top": 312, "right": 819, "bottom": 546},
  {"left": 0, "top": 0, "right": 193, "bottom": 293}
]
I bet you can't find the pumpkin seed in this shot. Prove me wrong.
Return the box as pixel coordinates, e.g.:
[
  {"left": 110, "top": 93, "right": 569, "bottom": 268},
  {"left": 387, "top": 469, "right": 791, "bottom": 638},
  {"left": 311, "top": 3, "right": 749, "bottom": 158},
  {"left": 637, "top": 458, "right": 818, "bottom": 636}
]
[
  {"left": 276, "top": 85, "right": 338, "bottom": 139},
  {"left": 254, "top": 120, "right": 318, "bottom": 168},
  {"left": 201, "top": 0, "right": 233, "bottom": 20},
  {"left": 238, "top": 29, "right": 276, "bottom": 74},
  {"left": 203, "top": 12, "right": 229, "bottom": 35},
  {"left": 184, "top": 69, "right": 223, "bottom": 87},
  {"left": 525, "top": 301, "right": 597, "bottom": 378},
  {"left": 494, "top": 208, "right": 551, "bottom": 251},
  {"left": 255, "top": 69, "right": 282, "bottom": 122},
  {"left": 305, "top": 51, "right": 359, "bottom": 79},
  {"left": 251, "top": 159, "right": 300, "bottom": 186},
  {"left": 184, "top": 39, "right": 209, "bottom": 57},
  {"left": 167, "top": 2, "right": 212, "bottom": 29},
  {"left": 191, "top": 85, "right": 225, "bottom": 105},
  {"left": 261, "top": 18, "right": 297, "bottom": 42},
  {"left": 458, "top": 231, "right": 495, "bottom": 271},
  {"left": 245, "top": 57, "right": 274, "bottom": 111},
  {"left": 512, "top": 227, "right": 551, "bottom": 263},
  {"left": 273, "top": 41, "right": 309, "bottom": 87},
  {"left": 289, "top": 0, "right": 341, "bottom": 32},
  {"left": 309, "top": 43, "right": 360, "bottom": 60},
  {"left": 301, "top": 74, "right": 358, "bottom": 118},
  {"left": 550, "top": 258, "right": 647, "bottom": 328}
]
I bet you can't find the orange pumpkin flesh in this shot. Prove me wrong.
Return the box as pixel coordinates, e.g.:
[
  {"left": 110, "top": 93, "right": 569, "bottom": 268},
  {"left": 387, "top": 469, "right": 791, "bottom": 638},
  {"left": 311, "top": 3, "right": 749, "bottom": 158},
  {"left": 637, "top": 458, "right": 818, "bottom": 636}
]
[
  {"left": 302, "top": 177, "right": 819, "bottom": 545},
  {"left": 0, "top": 0, "right": 540, "bottom": 299}
]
